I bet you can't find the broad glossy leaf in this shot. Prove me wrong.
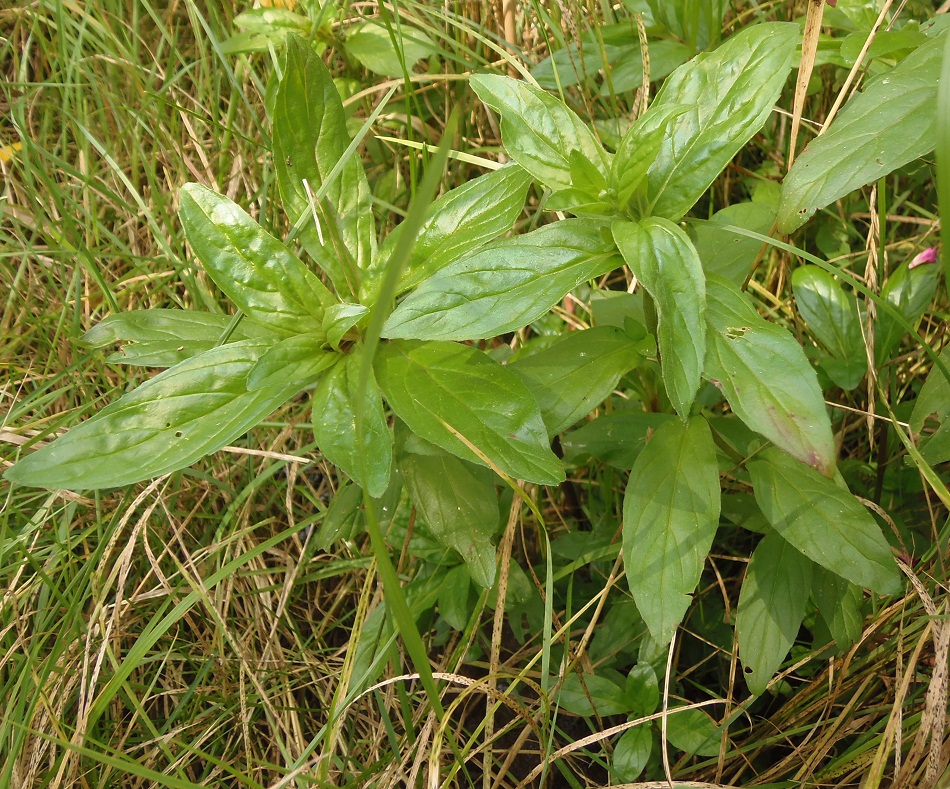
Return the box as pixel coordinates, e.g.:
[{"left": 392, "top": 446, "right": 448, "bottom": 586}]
[
  {"left": 736, "top": 532, "right": 813, "bottom": 695},
  {"left": 346, "top": 22, "right": 438, "bottom": 77},
  {"left": 82, "top": 310, "right": 274, "bottom": 367},
  {"left": 367, "top": 165, "right": 531, "bottom": 302},
  {"left": 509, "top": 326, "right": 644, "bottom": 436},
  {"left": 778, "top": 32, "right": 947, "bottom": 232},
  {"left": 470, "top": 74, "right": 610, "bottom": 191},
  {"left": 401, "top": 449, "right": 500, "bottom": 588},
  {"left": 623, "top": 417, "right": 721, "bottom": 645},
  {"left": 612, "top": 726, "right": 652, "bottom": 783},
  {"left": 613, "top": 218, "right": 706, "bottom": 419},
  {"left": 246, "top": 334, "right": 336, "bottom": 390},
  {"left": 562, "top": 412, "right": 673, "bottom": 469},
  {"left": 375, "top": 340, "right": 563, "bottom": 485},
  {"left": 704, "top": 274, "right": 836, "bottom": 476},
  {"left": 557, "top": 671, "right": 631, "bottom": 717},
  {"left": 382, "top": 219, "right": 622, "bottom": 341},
  {"left": 749, "top": 447, "right": 900, "bottom": 595},
  {"left": 642, "top": 23, "right": 797, "bottom": 220},
  {"left": 812, "top": 566, "right": 864, "bottom": 651},
  {"left": 876, "top": 255, "right": 940, "bottom": 361},
  {"left": 5, "top": 340, "right": 301, "bottom": 490},
  {"left": 274, "top": 36, "right": 375, "bottom": 293},
  {"left": 690, "top": 201, "right": 776, "bottom": 284},
  {"left": 179, "top": 184, "right": 333, "bottom": 333},
  {"left": 312, "top": 348, "right": 392, "bottom": 498}
]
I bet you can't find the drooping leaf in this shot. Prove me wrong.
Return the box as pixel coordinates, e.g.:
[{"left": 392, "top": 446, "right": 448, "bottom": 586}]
[
  {"left": 749, "top": 447, "right": 900, "bottom": 595},
  {"left": 623, "top": 417, "right": 721, "bottom": 645},
  {"left": 557, "top": 671, "right": 631, "bottom": 717},
  {"left": 246, "top": 334, "right": 337, "bottom": 390},
  {"left": 704, "top": 274, "right": 836, "bottom": 477},
  {"left": 613, "top": 218, "right": 706, "bottom": 419},
  {"left": 382, "top": 219, "right": 622, "bottom": 341},
  {"left": 81, "top": 310, "right": 275, "bottom": 367},
  {"left": 367, "top": 164, "right": 532, "bottom": 302},
  {"left": 641, "top": 22, "right": 798, "bottom": 220},
  {"left": 690, "top": 201, "right": 776, "bottom": 284},
  {"left": 736, "top": 532, "right": 814, "bottom": 695},
  {"left": 274, "top": 36, "right": 375, "bottom": 295},
  {"left": 778, "top": 32, "right": 947, "bottom": 232},
  {"left": 5, "top": 340, "right": 301, "bottom": 490},
  {"left": 179, "top": 184, "right": 333, "bottom": 334},
  {"left": 470, "top": 74, "right": 610, "bottom": 191},
  {"left": 312, "top": 347, "right": 393, "bottom": 498},
  {"left": 401, "top": 449, "right": 500, "bottom": 588},
  {"left": 508, "top": 326, "right": 644, "bottom": 436},
  {"left": 345, "top": 22, "right": 438, "bottom": 77},
  {"left": 375, "top": 340, "right": 563, "bottom": 485}
]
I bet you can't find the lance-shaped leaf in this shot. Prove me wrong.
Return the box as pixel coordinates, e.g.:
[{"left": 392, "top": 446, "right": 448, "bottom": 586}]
[
  {"left": 247, "top": 334, "right": 337, "bottom": 390},
  {"left": 611, "top": 105, "right": 687, "bottom": 212},
  {"left": 509, "top": 326, "right": 644, "bottom": 436},
  {"left": 274, "top": 35, "right": 375, "bottom": 293},
  {"left": 792, "top": 266, "right": 863, "bottom": 360},
  {"left": 82, "top": 309, "right": 276, "bottom": 367},
  {"left": 812, "top": 565, "right": 865, "bottom": 651},
  {"left": 876, "top": 254, "right": 940, "bottom": 361},
  {"left": 4, "top": 340, "right": 302, "bottom": 490},
  {"left": 312, "top": 347, "right": 393, "bottom": 498},
  {"left": 778, "top": 32, "right": 947, "bottom": 232},
  {"left": 470, "top": 74, "right": 610, "bottom": 191},
  {"left": 365, "top": 165, "right": 532, "bottom": 303},
  {"left": 180, "top": 184, "right": 333, "bottom": 334},
  {"left": 383, "top": 219, "right": 622, "bottom": 341},
  {"left": 704, "top": 274, "right": 836, "bottom": 477},
  {"left": 613, "top": 218, "right": 706, "bottom": 419},
  {"left": 623, "top": 417, "right": 721, "bottom": 645},
  {"left": 401, "top": 449, "right": 500, "bottom": 589},
  {"left": 736, "top": 532, "right": 813, "bottom": 695},
  {"left": 749, "top": 447, "right": 900, "bottom": 595},
  {"left": 375, "top": 340, "right": 563, "bottom": 485},
  {"left": 641, "top": 22, "right": 797, "bottom": 220}
]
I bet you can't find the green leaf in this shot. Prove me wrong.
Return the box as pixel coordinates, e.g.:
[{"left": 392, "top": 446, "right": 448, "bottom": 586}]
[
  {"left": 624, "top": 663, "right": 659, "bottom": 716},
  {"left": 611, "top": 105, "right": 686, "bottom": 211},
  {"left": 469, "top": 74, "right": 610, "bottom": 191},
  {"left": 812, "top": 565, "right": 865, "bottom": 651},
  {"left": 736, "top": 532, "right": 813, "bottom": 695},
  {"left": 778, "top": 32, "right": 947, "bottom": 232},
  {"left": 246, "top": 334, "right": 337, "bottom": 390},
  {"left": 562, "top": 412, "right": 674, "bottom": 469},
  {"left": 557, "top": 671, "right": 631, "bottom": 717},
  {"left": 508, "top": 326, "right": 644, "bottom": 436},
  {"left": 345, "top": 22, "right": 438, "bottom": 77},
  {"left": 401, "top": 449, "right": 500, "bottom": 588},
  {"left": 665, "top": 708, "right": 721, "bottom": 757},
  {"left": 749, "top": 447, "right": 900, "bottom": 595},
  {"left": 612, "top": 726, "right": 652, "bottom": 783},
  {"left": 600, "top": 39, "right": 693, "bottom": 96},
  {"left": 704, "top": 274, "right": 836, "bottom": 477},
  {"left": 367, "top": 165, "right": 532, "bottom": 302},
  {"left": 315, "top": 480, "right": 363, "bottom": 550},
  {"left": 5, "top": 340, "right": 300, "bottom": 490},
  {"left": 382, "top": 219, "right": 622, "bottom": 341},
  {"left": 691, "top": 202, "right": 776, "bottom": 284},
  {"left": 81, "top": 310, "right": 275, "bottom": 367},
  {"left": 623, "top": 417, "right": 721, "bottom": 645},
  {"left": 274, "top": 36, "right": 375, "bottom": 294},
  {"left": 613, "top": 218, "right": 706, "bottom": 419},
  {"left": 876, "top": 255, "right": 940, "bottom": 361},
  {"left": 437, "top": 565, "right": 473, "bottom": 631},
  {"left": 643, "top": 22, "right": 798, "bottom": 220},
  {"left": 911, "top": 345, "right": 950, "bottom": 467},
  {"left": 375, "top": 340, "right": 564, "bottom": 485},
  {"left": 179, "top": 184, "right": 333, "bottom": 334},
  {"left": 312, "top": 348, "right": 393, "bottom": 499},
  {"left": 323, "top": 303, "right": 369, "bottom": 350}
]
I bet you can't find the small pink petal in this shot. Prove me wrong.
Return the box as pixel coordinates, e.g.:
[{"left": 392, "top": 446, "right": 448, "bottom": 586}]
[{"left": 909, "top": 247, "right": 938, "bottom": 269}]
